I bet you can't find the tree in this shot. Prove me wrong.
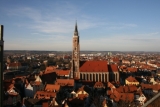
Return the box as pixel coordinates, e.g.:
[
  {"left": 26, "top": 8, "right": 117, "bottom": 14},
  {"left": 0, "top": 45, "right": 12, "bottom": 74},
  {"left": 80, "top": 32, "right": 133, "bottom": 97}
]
[
  {"left": 40, "top": 64, "right": 46, "bottom": 71},
  {"left": 56, "top": 87, "right": 69, "bottom": 105}
]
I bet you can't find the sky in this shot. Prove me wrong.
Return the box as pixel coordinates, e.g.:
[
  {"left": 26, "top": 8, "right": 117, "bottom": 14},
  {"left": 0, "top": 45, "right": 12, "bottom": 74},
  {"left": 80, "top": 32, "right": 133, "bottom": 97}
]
[{"left": 0, "top": 0, "right": 160, "bottom": 51}]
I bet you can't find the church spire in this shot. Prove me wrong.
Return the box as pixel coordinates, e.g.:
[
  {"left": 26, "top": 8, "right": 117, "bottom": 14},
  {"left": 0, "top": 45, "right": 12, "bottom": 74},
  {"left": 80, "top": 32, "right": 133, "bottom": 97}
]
[{"left": 74, "top": 21, "right": 78, "bottom": 35}]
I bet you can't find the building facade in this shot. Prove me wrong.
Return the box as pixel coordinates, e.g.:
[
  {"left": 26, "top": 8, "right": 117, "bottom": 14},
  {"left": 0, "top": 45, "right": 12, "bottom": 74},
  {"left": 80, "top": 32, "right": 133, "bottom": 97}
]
[
  {"left": 70, "top": 23, "right": 119, "bottom": 82},
  {"left": 0, "top": 25, "right": 4, "bottom": 106},
  {"left": 71, "top": 22, "right": 80, "bottom": 79}
]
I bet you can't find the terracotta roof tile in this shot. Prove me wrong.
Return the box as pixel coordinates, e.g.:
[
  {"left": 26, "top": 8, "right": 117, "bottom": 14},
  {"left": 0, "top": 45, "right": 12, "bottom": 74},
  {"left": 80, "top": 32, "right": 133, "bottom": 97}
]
[
  {"left": 45, "top": 84, "right": 60, "bottom": 92},
  {"left": 80, "top": 61, "right": 108, "bottom": 72},
  {"left": 116, "top": 85, "right": 138, "bottom": 93},
  {"left": 127, "top": 67, "right": 137, "bottom": 72},
  {"left": 126, "top": 76, "right": 138, "bottom": 82},
  {"left": 94, "top": 82, "right": 105, "bottom": 88},
  {"left": 108, "top": 64, "right": 118, "bottom": 72},
  {"left": 119, "top": 65, "right": 127, "bottom": 69},
  {"left": 128, "top": 85, "right": 138, "bottom": 92},
  {"left": 141, "top": 83, "right": 160, "bottom": 90},
  {"left": 76, "top": 85, "right": 85, "bottom": 93},
  {"left": 4, "top": 81, "right": 14, "bottom": 91},
  {"left": 112, "top": 57, "right": 119, "bottom": 62},
  {"left": 44, "top": 66, "right": 57, "bottom": 74},
  {"left": 107, "top": 82, "right": 116, "bottom": 89},
  {"left": 77, "top": 94, "right": 88, "bottom": 100},
  {"left": 110, "top": 90, "right": 121, "bottom": 102},
  {"left": 42, "top": 102, "right": 49, "bottom": 107},
  {"left": 56, "top": 70, "right": 70, "bottom": 76},
  {"left": 34, "top": 91, "right": 56, "bottom": 99},
  {"left": 119, "top": 93, "right": 134, "bottom": 102},
  {"left": 55, "top": 79, "right": 74, "bottom": 87},
  {"left": 8, "top": 62, "right": 21, "bottom": 67}
]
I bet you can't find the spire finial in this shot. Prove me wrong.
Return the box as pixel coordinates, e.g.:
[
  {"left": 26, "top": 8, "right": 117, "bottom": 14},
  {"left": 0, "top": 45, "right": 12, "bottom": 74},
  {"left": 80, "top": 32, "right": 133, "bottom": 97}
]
[{"left": 75, "top": 20, "right": 78, "bottom": 33}]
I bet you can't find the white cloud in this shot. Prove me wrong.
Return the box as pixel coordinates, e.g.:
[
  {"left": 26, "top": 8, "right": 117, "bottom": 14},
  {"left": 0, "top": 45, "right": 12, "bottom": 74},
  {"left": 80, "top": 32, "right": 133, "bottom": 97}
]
[
  {"left": 106, "top": 23, "right": 137, "bottom": 30},
  {"left": 80, "top": 32, "right": 160, "bottom": 51}
]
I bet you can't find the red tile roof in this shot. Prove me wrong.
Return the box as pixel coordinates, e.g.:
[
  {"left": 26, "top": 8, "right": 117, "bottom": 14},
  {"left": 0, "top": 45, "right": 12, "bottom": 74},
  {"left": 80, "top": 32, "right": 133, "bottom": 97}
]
[
  {"left": 45, "top": 84, "right": 60, "bottom": 92},
  {"left": 4, "top": 82, "right": 14, "bottom": 91},
  {"left": 116, "top": 85, "right": 138, "bottom": 93},
  {"left": 108, "top": 64, "right": 118, "bottom": 72},
  {"left": 109, "top": 89, "right": 134, "bottom": 102},
  {"left": 129, "top": 85, "right": 138, "bottom": 92},
  {"left": 56, "top": 70, "right": 70, "bottom": 76},
  {"left": 112, "top": 57, "right": 119, "bottom": 62},
  {"left": 119, "top": 93, "right": 134, "bottom": 102},
  {"left": 8, "top": 62, "right": 21, "bottom": 67},
  {"left": 126, "top": 76, "right": 138, "bottom": 82},
  {"left": 141, "top": 83, "right": 160, "bottom": 91},
  {"left": 107, "top": 82, "right": 116, "bottom": 89},
  {"left": 80, "top": 61, "right": 108, "bottom": 72},
  {"left": 94, "top": 82, "right": 105, "bottom": 88},
  {"left": 119, "top": 65, "right": 127, "bottom": 69},
  {"left": 127, "top": 67, "right": 137, "bottom": 72},
  {"left": 42, "top": 102, "right": 49, "bottom": 107},
  {"left": 76, "top": 85, "right": 85, "bottom": 93},
  {"left": 110, "top": 90, "right": 121, "bottom": 102},
  {"left": 44, "top": 66, "right": 57, "bottom": 74},
  {"left": 34, "top": 91, "right": 56, "bottom": 99},
  {"left": 78, "top": 94, "right": 88, "bottom": 100},
  {"left": 55, "top": 79, "right": 74, "bottom": 87},
  {"left": 140, "top": 64, "right": 156, "bottom": 71}
]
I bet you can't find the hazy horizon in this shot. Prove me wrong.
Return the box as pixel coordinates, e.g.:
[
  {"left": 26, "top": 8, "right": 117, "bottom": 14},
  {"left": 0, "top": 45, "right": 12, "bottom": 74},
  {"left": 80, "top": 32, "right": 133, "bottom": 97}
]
[{"left": 4, "top": 50, "right": 160, "bottom": 53}]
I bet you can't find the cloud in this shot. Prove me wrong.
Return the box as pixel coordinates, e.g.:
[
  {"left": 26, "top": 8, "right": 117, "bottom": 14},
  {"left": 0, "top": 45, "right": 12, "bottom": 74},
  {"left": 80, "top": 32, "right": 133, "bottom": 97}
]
[
  {"left": 6, "top": 5, "right": 98, "bottom": 35},
  {"left": 137, "top": 32, "right": 159, "bottom": 37},
  {"left": 7, "top": 7, "right": 42, "bottom": 21},
  {"left": 80, "top": 32, "right": 160, "bottom": 51},
  {"left": 106, "top": 23, "right": 137, "bottom": 30}
]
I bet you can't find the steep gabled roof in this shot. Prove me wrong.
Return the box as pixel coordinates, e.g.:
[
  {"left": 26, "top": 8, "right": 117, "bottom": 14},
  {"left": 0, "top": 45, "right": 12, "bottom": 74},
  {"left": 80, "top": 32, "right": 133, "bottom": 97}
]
[
  {"left": 107, "top": 82, "right": 116, "bottom": 89},
  {"left": 126, "top": 76, "right": 138, "bottom": 82},
  {"left": 80, "top": 61, "right": 108, "bottom": 72},
  {"left": 108, "top": 64, "right": 118, "bottom": 72}
]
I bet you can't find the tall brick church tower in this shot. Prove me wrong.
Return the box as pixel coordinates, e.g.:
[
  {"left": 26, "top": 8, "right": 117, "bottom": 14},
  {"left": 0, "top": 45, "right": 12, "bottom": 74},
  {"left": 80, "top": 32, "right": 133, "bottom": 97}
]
[{"left": 70, "top": 22, "right": 80, "bottom": 79}]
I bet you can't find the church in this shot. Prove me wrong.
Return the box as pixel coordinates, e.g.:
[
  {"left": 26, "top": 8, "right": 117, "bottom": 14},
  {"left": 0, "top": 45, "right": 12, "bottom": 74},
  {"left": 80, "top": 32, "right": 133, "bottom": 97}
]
[{"left": 70, "top": 22, "right": 119, "bottom": 82}]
